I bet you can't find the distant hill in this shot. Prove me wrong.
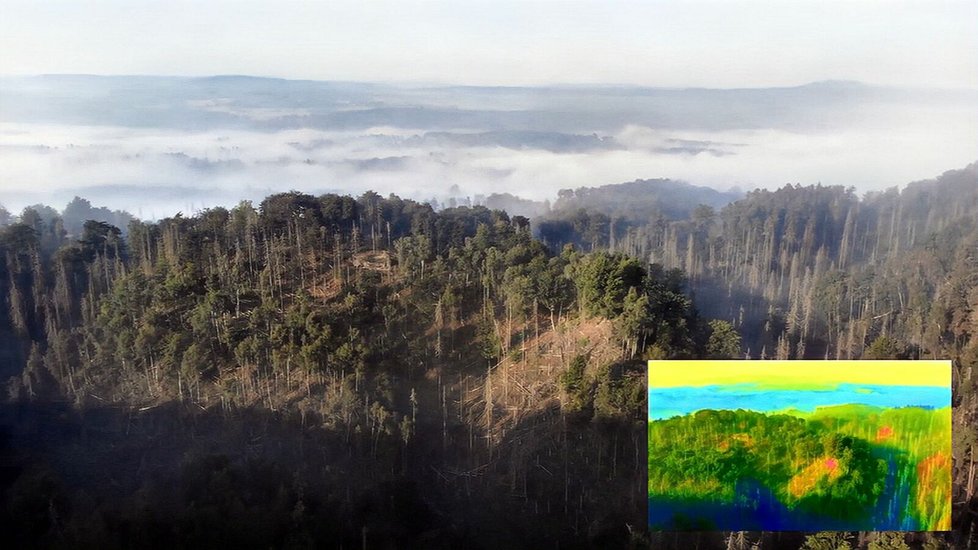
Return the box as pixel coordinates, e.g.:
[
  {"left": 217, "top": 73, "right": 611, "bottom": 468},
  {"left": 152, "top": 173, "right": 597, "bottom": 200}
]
[
  {"left": 7, "top": 197, "right": 135, "bottom": 237},
  {"left": 6, "top": 75, "right": 972, "bottom": 133},
  {"left": 480, "top": 192, "right": 550, "bottom": 219},
  {"left": 551, "top": 178, "right": 742, "bottom": 222}
]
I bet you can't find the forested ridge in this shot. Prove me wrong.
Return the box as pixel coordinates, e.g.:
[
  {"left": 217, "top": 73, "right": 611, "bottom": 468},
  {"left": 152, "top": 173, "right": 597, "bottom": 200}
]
[
  {"left": 538, "top": 163, "right": 978, "bottom": 364},
  {"left": 0, "top": 163, "right": 976, "bottom": 548},
  {"left": 0, "top": 188, "right": 711, "bottom": 548}
]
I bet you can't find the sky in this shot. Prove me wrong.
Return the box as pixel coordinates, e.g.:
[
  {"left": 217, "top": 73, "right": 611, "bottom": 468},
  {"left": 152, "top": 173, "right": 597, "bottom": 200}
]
[
  {"left": 648, "top": 360, "right": 951, "bottom": 388},
  {"left": 0, "top": 1, "right": 975, "bottom": 216},
  {"left": 1, "top": 0, "right": 976, "bottom": 89}
]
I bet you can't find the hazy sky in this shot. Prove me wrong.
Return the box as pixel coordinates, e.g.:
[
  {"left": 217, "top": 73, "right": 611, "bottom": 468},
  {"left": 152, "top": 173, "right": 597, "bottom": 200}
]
[{"left": 2, "top": 0, "right": 976, "bottom": 88}]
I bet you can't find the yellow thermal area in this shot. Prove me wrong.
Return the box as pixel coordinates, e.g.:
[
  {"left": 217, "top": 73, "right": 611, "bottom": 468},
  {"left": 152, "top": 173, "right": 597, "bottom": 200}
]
[
  {"left": 647, "top": 360, "right": 950, "bottom": 389},
  {"left": 787, "top": 457, "right": 843, "bottom": 498}
]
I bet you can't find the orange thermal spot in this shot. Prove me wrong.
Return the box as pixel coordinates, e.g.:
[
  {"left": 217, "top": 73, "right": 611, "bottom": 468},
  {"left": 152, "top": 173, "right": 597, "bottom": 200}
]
[
  {"left": 876, "top": 425, "right": 894, "bottom": 441},
  {"left": 917, "top": 452, "right": 950, "bottom": 479},
  {"left": 788, "top": 456, "right": 842, "bottom": 498},
  {"left": 915, "top": 452, "right": 951, "bottom": 530},
  {"left": 787, "top": 467, "right": 819, "bottom": 498}
]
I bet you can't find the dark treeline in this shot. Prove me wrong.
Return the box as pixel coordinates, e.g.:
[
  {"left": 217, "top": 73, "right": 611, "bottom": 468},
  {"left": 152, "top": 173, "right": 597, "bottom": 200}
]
[{"left": 0, "top": 197, "right": 134, "bottom": 240}]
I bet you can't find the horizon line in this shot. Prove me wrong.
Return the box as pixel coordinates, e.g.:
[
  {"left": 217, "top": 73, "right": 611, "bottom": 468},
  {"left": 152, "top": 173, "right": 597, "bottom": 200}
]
[{"left": 5, "top": 73, "right": 977, "bottom": 93}]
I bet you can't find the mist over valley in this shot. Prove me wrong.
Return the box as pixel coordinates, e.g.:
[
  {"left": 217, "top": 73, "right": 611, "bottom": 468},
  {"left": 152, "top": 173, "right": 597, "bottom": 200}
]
[{"left": 3, "top": 75, "right": 975, "bottom": 218}]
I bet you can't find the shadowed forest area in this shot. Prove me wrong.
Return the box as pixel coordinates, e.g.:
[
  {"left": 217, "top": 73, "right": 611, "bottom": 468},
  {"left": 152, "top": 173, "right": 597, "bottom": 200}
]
[{"left": 0, "top": 162, "right": 976, "bottom": 548}]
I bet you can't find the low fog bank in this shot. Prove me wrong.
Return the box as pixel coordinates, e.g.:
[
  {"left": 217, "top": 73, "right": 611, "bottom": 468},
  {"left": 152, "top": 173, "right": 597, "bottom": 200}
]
[{"left": 1, "top": 76, "right": 975, "bottom": 217}]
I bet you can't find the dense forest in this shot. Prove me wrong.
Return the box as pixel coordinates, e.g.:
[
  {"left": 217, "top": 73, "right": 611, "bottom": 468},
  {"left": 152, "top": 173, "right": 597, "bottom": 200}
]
[
  {"left": 538, "top": 163, "right": 978, "bottom": 362},
  {"left": 0, "top": 188, "right": 708, "bottom": 548},
  {"left": 0, "top": 162, "right": 976, "bottom": 548}
]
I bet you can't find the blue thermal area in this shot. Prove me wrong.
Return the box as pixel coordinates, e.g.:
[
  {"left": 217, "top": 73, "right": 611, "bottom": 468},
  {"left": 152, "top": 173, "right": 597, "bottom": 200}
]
[{"left": 648, "top": 383, "right": 950, "bottom": 420}]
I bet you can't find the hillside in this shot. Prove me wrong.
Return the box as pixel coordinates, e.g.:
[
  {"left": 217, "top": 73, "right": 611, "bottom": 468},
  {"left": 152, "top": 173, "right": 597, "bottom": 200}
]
[
  {"left": 537, "top": 163, "right": 978, "bottom": 359},
  {"left": 0, "top": 165, "right": 976, "bottom": 548},
  {"left": 0, "top": 189, "right": 709, "bottom": 548}
]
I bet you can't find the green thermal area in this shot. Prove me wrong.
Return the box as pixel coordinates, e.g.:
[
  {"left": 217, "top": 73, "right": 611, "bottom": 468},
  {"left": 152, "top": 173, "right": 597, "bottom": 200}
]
[{"left": 648, "top": 406, "right": 950, "bottom": 529}]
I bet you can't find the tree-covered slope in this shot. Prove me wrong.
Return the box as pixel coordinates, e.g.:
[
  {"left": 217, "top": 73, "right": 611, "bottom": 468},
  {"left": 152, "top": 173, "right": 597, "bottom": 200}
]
[{"left": 0, "top": 188, "right": 713, "bottom": 548}]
